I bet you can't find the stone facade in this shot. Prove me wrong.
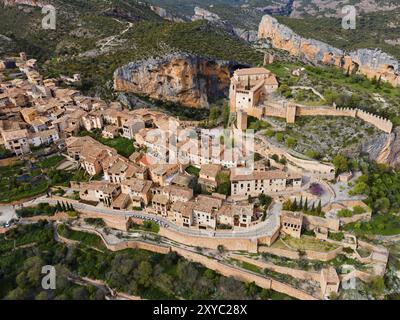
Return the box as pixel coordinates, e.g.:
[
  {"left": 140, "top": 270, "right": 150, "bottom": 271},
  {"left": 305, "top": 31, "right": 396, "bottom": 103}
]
[{"left": 231, "top": 169, "right": 302, "bottom": 198}]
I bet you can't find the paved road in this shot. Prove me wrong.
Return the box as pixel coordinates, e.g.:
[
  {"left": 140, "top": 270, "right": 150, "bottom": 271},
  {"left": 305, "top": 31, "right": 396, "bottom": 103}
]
[{"left": 32, "top": 196, "right": 281, "bottom": 239}]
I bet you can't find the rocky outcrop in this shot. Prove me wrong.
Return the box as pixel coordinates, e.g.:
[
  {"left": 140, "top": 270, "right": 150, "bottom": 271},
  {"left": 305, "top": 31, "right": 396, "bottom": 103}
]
[
  {"left": 233, "top": 28, "right": 259, "bottom": 43},
  {"left": 386, "top": 130, "right": 400, "bottom": 168},
  {"left": 114, "top": 53, "right": 244, "bottom": 109},
  {"left": 1, "top": 0, "right": 46, "bottom": 7},
  {"left": 192, "top": 7, "right": 258, "bottom": 43},
  {"left": 192, "top": 7, "right": 224, "bottom": 25},
  {"left": 362, "top": 128, "right": 400, "bottom": 167},
  {"left": 375, "top": 129, "right": 400, "bottom": 168},
  {"left": 0, "top": 34, "right": 15, "bottom": 55},
  {"left": 258, "top": 15, "right": 400, "bottom": 87},
  {"left": 149, "top": 5, "right": 186, "bottom": 22},
  {"left": 258, "top": 0, "right": 294, "bottom": 16}
]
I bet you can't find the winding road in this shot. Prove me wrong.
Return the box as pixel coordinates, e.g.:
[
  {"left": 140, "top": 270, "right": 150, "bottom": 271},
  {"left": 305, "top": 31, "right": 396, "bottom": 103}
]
[{"left": 30, "top": 196, "right": 281, "bottom": 239}]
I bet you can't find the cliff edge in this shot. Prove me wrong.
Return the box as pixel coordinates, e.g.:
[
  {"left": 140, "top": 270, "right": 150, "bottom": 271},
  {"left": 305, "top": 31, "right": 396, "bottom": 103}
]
[
  {"left": 258, "top": 15, "right": 400, "bottom": 87},
  {"left": 114, "top": 53, "right": 244, "bottom": 109}
]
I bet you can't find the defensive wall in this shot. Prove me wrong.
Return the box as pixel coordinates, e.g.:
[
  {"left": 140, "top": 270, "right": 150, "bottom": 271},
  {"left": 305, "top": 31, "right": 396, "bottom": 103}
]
[
  {"left": 260, "top": 133, "right": 336, "bottom": 180},
  {"left": 259, "top": 244, "right": 343, "bottom": 262},
  {"left": 232, "top": 254, "right": 321, "bottom": 282},
  {"left": 58, "top": 225, "right": 318, "bottom": 300},
  {"left": 303, "top": 215, "right": 340, "bottom": 232},
  {"left": 262, "top": 102, "right": 393, "bottom": 133},
  {"left": 51, "top": 196, "right": 130, "bottom": 231},
  {"left": 323, "top": 200, "right": 372, "bottom": 225},
  {"left": 159, "top": 227, "right": 259, "bottom": 253}
]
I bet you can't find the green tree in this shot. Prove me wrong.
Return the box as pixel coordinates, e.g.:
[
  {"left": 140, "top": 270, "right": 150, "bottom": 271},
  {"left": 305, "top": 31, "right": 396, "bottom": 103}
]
[
  {"left": 333, "top": 154, "right": 349, "bottom": 175},
  {"left": 222, "top": 104, "right": 230, "bottom": 128},
  {"left": 291, "top": 198, "right": 298, "bottom": 211},
  {"left": 209, "top": 106, "right": 219, "bottom": 125},
  {"left": 259, "top": 194, "right": 272, "bottom": 208},
  {"left": 285, "top": 137, "right": 297, "bottom": 148},
  {"left": 282, "top": 199, "right": 292, "bottom": 211},
  {"left": 275, "top": 132, "right": 284, "bottom": 143},
  {"left": 317, "top": 200, "right": 322, "bottom": 214},
  {"left": 136, "top": 261, "right": 153, "bottom": 288}
]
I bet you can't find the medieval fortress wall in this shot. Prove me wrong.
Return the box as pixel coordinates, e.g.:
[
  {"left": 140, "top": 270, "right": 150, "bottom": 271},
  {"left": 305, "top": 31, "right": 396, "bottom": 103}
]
[
  {"left": 264, "top": 102, "right": 393, "bottom": 133},
  {"left": 356, "top": 109, "right": 393, "bottom": 133}
]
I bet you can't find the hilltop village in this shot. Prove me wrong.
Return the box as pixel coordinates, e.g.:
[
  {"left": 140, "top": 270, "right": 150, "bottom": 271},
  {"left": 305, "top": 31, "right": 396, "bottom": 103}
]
[{"left": 0, "top": 53, "right": 391, "bottom": 300}]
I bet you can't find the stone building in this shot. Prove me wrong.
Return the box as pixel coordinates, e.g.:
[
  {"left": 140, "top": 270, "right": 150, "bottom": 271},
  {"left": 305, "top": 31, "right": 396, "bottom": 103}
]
[
  {"left": 121, "top": 178, "right": 153, "bottom": 207},
  {"left": 231, "top": 169, "right": 302, "bottom": 198},
  {"left": 193, "top": 195, "right": 223, "bottom": 230},
  {"left": 217, "top": 203, "right": 254, "bottom": 228},
  {"left": 320, "top": 267, "right": 340, "bottom": 298},
  {"left": 28, "top": 128, "right": 60, "bottom": 147},
  {"left": 171, "top": 201, "right": 196, "bottom": 228},
  {"left": 122, "top": 118, "right": 145, "bottom": 139},
  {"left": 79, "top": 181, "right": 121, "bottom": 207},
  {"left": 198, "top": 164, "right": 221, "bottom": 192},
  {"left": 280, "top": 211, "right": 303, "bottom": 239},
  {"left": 152, "top": 194, "right": 170, "bottom": 217},
  {"left": 1, "top": 129, "right": 30, "bottom": 155},
  {"left": 229, "top": 67, "right": 279, "bottom": 113}
]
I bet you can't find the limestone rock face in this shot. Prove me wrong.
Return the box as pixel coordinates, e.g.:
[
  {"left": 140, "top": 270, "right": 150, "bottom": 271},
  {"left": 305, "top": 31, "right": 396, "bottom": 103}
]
[
  {"left": 114, "top": 53, "right": 242, "bottom": 109},
  {"left": 0, "top": 34, "right": 15, "bottom": 55},
  {"left": 192, "top": 7, "right": 258, "bottom": 43},
  {"left": 234, "top": 28, "right": 259, "bottom": 43},
  {"left": 149, "top": 5, "right": 186, "bottom": 22},
  {"left": 386, "top": 129, "right": 400, "bottom": 168},
  {"left": 377, "top": 129, "right": 400, "bottom": 168},
  {"left": 258, "top": 15, "right": 400, "bottom": 87},
  {"left": 363, "top": 128, "right": 400, "bottom": 168},
  {"left": 2, "top": 0, "right": 46, "bottom": 7}
]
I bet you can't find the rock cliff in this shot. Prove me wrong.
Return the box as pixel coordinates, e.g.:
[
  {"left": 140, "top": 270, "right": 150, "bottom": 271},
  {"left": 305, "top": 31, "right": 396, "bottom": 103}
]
[
  {"left": 374, "top": 129, "right": 400, "bottom": 168},
  {"left": 114, "top": 53, "right": 244, "bottom": 109},
  {"left": 192, "top": 7, "right": 258, "bottom": 43},
  {"left": 258, "top": 15, "right": 400, "bottom": 87},
  {"left": 2, "top": 0, "right": 46, "bottom": 7},
  {"left": 149, "top": 5, "right": 186, "bottom": 22}
]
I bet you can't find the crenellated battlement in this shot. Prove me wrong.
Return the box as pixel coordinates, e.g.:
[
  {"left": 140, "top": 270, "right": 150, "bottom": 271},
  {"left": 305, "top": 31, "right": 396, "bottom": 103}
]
[
  {"left": 261, "top": 101, "right": 393, "bottom": 133},
  {"left": 356, "top": 109, "right": 393, "bottom": 133}
]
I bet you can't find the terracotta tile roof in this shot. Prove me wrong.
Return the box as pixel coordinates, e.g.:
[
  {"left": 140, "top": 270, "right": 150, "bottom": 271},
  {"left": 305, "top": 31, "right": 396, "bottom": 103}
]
[
  {"left": 199, "top": 164, "right": 221, "bottom": 178},
  {"left": 162, "top": 185, "right": 193, "bottom": 200},
  {"left": 81, "top": 181, "right": 119, "bottom": 194},
  {"left": 235, "top": 67, "right": 271, "bottom": 76},
  {"left": 122, "top": 178, "right": 152, "bottom": 194},
  {"left": 171, "top": 201, "right": 195, "bottom": 218},
  {"left": 1, "top": 129, "right": 28, "bottom": 141},
  {"left": 152, "top": 194, "right": 169, "bottom": 205},
  {"left": 231, "top": 169, "right": 302, "bottom": 182}
]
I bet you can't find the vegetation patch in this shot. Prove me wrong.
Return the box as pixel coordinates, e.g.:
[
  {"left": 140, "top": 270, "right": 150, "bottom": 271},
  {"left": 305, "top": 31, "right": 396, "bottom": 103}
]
[
  {"left": 77, "top": 129, "right": 135, "bottom": 158},
  {"left": 16, "top": 203, "right": 57, "bottom": 218}
]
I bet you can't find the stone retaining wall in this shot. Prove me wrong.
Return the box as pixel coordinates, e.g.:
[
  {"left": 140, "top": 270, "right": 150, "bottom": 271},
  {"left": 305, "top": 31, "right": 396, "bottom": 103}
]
[
  {"left": 259, "top": 245, "right": 343, "bottom": 262},
  {"left": 60, "top": 225, "right": 319, "bottom": 300},
  {"left": 159, "top": 228, "right": 259, "bottom": 253},
  {"left": 173, "top": 247, "right": 318, "bottom": 300},
  {"left": 233, "top": 255, "right": 321, "bottom": 282}
]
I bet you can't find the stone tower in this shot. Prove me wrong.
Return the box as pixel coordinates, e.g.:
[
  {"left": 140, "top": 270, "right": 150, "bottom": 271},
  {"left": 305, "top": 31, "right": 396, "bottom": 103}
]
[
  {"left": 264, "top": 53, "right": 274, "bottom": 65},
  {"left": 286, "top": 103, "right": 297, "bottom": 124},
  {"left": 237, "top": 111, "right": 248, "bottom": 131}
]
